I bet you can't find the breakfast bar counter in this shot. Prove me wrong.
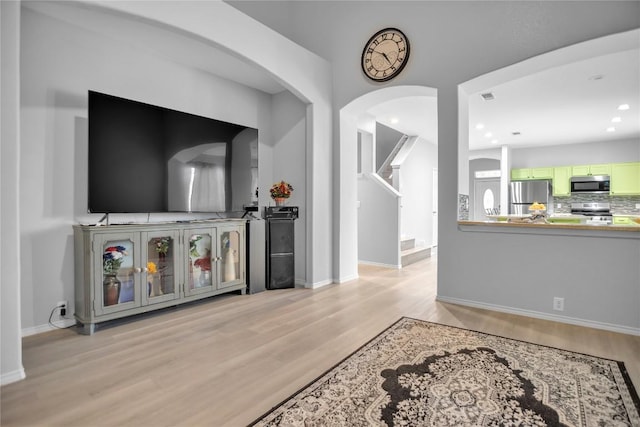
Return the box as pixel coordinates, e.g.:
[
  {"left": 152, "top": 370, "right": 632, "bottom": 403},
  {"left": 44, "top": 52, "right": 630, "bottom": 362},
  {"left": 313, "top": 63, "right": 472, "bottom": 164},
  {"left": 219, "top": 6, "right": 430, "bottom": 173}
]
[{"left": 458, "top": 220, "right": 640, "bottom": 239}]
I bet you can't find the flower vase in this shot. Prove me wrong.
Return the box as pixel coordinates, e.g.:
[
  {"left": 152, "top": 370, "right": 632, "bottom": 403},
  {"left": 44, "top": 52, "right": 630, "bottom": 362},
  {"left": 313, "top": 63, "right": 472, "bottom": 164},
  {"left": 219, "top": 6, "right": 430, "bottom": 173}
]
[
  {"left": 148, "top": 274, "right": 163, "bottom": 297},
  {"left": 103, "top": 274, "right": 121, "bottom": 306},
  {"left": 158, "top": 253, "right": 167, "bottom": 294},
  {"left": 224, "top": 248, "right": 236, "bottom": 282},
  {"left": 199, "top": 269, "right": 211, "bottom": 287},
  {"left": 274, "top": 197, "right": 287, "bottom": 207}
]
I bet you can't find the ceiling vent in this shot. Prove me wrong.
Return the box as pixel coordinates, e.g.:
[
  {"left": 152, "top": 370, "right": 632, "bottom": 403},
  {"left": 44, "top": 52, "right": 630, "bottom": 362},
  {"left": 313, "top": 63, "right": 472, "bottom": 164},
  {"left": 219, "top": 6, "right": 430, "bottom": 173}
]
[
  {"left": 480, "top": 92, "right": 495, "bottom": 101},
  {"left": 512, "top": 131, "right": 521, "bottom": 136}
]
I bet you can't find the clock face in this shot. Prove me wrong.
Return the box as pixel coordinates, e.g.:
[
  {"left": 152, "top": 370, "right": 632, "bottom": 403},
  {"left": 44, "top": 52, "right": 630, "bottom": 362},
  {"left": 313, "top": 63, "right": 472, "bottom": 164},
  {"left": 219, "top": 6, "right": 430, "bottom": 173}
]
[{"left": 361, "top": 28, "right": 410, "bottom": 82}]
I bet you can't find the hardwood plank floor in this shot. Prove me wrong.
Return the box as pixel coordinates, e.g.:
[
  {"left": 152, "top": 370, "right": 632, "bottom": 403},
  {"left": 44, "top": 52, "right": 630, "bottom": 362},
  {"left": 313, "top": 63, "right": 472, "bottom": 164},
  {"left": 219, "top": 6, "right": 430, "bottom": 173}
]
[{"left": 2, "top": 255, "right": 639, "bottom": 426}]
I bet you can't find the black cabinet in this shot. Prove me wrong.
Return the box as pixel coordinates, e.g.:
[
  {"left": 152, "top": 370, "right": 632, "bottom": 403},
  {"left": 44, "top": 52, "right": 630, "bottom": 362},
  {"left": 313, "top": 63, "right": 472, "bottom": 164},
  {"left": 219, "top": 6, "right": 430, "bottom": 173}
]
[{"left": 264, "top": 207, "right": 298, "bottom": 289}]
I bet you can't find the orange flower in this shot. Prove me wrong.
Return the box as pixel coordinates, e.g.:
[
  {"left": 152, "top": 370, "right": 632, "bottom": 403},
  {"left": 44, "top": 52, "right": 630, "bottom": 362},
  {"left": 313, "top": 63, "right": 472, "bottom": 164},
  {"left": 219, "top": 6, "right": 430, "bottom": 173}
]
[{"left": 147, "top": 262, "right": 157, "bottom": 274}]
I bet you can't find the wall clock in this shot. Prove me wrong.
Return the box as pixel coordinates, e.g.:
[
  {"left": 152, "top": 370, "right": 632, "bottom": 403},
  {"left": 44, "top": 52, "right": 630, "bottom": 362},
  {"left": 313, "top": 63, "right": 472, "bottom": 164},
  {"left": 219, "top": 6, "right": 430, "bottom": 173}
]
[{"left": 361, "top": 28, "right": 410, "bottom": 82}]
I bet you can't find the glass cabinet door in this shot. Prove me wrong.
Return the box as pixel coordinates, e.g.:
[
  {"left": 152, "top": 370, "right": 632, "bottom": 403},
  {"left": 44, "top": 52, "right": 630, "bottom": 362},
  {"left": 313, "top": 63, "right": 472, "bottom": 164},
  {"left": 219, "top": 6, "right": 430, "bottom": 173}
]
[
  {"left": 95, "top": 232, "right": 141, "bottom": 315},
  {"left": 219, "top": 226, "right": 244, "bottom": 288},
  {"left": 185, "top": 228, "right": 216, "bottom": 295},
  {"left": 144, "top": 230, "right": 180, "bottom": 304}
]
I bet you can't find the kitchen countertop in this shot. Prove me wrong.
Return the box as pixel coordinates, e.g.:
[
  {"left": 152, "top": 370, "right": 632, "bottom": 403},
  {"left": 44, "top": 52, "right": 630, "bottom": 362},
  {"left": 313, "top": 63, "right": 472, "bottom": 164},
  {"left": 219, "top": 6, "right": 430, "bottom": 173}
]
[{"left": 459, "top": 220, "right": 640, "bottom": 232}]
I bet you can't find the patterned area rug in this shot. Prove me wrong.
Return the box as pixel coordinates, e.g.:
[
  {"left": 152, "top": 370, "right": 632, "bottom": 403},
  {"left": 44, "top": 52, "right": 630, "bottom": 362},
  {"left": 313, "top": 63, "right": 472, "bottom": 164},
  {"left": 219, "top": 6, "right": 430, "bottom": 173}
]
[{"left": 251, "top": 317, "right": 640, "bottom": 426}]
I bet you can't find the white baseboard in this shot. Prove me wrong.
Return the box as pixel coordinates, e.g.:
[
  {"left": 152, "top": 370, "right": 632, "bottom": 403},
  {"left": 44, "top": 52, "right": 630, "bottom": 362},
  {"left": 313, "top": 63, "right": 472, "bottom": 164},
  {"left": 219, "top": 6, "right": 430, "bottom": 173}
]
[
  {"left": 304, "top": 279, "right": 333, "bottom": 289},
  {"left": 21, "top": 318, "right": 76, "bottom": 337},
  {"left": 1, "top": 367, "right": 26, "bottom": 386},
  {"left": 358, "top": 260, "right": 401, "bottom": 269},
  {"left": 335, "top": 273, "right": 358, "bottom": 284},
  {"left": 436, "top": 296, "right": 640, "bottom": 336}
]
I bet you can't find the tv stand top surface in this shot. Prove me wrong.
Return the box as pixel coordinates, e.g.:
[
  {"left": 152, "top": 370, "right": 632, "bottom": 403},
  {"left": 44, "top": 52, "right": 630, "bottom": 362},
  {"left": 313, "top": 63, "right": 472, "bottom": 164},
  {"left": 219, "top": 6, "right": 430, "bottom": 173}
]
[{"left": 75, "top": 218, "right": 248, "bottom": 229}]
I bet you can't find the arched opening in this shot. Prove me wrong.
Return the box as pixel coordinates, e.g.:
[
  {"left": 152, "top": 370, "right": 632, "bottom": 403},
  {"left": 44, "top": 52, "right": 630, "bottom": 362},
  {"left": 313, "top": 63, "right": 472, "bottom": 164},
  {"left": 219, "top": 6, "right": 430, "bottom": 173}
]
[{"left": 338, "top": 86, "right": 438, "bottom": 281}]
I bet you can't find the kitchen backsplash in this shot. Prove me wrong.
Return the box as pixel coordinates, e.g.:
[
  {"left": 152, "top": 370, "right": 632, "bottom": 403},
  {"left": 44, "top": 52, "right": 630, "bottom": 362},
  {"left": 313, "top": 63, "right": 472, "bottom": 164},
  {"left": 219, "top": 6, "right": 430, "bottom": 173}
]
[
  {"left": 458, "top": 193, "right": 469, "bottom": 220},
  {"left": 553, "top": 194, "right": 640, "bottom": 215}
]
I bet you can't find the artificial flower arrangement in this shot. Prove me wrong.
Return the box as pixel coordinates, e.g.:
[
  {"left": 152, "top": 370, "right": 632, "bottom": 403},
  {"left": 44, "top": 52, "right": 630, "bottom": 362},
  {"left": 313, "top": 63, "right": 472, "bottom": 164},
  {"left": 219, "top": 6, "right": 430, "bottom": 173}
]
[
  {"left": 270, "top": 180, "right": 294, "bottom": 199},
  {"left": 103, "top": 245, "right": 127, "bottom": 275},
  {"left": 152, "top": 236, "right": 170, "bottom": 255},
  {"left": 189, "top": 235, "right": 202, "bottom": 258},
  {"left": 193, "top": 252, "right": 212, "bottom": 272},
  {"left": 147, "top": 261, "right": 158, "bottom": 274}
]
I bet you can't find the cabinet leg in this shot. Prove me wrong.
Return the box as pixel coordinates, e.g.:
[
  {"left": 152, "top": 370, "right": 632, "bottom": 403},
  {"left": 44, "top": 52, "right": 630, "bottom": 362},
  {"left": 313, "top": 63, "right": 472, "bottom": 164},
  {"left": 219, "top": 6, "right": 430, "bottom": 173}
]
[{"left": 79, "top": 322, "right": 95, "bottom": 335}]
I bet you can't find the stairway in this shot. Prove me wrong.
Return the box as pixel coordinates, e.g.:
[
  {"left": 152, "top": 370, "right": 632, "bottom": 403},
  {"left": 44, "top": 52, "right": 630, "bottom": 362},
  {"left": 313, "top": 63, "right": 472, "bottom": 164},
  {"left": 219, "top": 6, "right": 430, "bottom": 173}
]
[
  {"left": 377, "top": 134, "right": 409, "bottom": 188},
  {"left": 401, "top": 237, "right": 431, "bottom": 267}
]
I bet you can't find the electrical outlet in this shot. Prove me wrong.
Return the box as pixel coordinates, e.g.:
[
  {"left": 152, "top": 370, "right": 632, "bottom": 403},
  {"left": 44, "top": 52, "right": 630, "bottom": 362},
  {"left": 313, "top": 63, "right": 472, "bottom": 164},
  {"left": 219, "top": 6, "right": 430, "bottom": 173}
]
[
  {"left": 553, "top": 297, "right": 564, "bottom": 311},
  {"left": 556, "top": 203, "right": 562, "bottom": 209},
  {"left": 57, "top": 300, "right": 68, "bottom": 317},
  {"left": 636, "top": 203, "right": 640, "bottom": 209}
]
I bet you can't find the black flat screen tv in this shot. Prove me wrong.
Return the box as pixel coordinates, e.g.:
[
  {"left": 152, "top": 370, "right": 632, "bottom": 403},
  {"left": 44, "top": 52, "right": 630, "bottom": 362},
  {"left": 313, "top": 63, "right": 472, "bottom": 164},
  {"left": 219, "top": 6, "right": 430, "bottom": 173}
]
[{"left": 88, "top": 91, "right": 258, "bottom": 213}]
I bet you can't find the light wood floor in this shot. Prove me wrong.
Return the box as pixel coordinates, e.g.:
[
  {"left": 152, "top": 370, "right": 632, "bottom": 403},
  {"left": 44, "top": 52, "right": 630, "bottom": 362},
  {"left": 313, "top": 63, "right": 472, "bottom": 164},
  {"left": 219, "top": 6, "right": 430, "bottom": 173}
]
[{"left": 2, "top": 255, "right": 639, "bottom": 426}]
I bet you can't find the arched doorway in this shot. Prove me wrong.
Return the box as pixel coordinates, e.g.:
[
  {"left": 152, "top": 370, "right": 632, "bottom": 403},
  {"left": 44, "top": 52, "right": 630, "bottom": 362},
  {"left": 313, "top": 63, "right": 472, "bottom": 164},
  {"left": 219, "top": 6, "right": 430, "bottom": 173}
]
[{"left": 338, "top": 86, "right": 438, "bottom": 282}]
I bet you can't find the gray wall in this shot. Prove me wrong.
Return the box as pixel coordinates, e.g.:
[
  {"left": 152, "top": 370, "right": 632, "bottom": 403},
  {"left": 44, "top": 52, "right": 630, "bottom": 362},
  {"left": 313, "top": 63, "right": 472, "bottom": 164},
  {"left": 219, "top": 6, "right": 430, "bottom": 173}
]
[
  {"left": 231, "top": 1, "right": 640, "bottom": 333},
  {"left": 1, "top": 0, "right": 25, "bottom": 385},
  {"left": 18, "top": 5, "right": 274, "bottom": 331},
  {"left": 376, "top": 122, "right": 404, "bottom": 172}
]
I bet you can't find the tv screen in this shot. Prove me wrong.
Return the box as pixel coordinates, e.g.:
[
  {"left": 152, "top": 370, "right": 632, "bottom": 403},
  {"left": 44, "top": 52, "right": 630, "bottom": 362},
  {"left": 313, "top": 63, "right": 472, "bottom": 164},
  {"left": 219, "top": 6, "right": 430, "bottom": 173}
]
[{"left": 88, "top": 91, "right": 258, "bottom": 213}]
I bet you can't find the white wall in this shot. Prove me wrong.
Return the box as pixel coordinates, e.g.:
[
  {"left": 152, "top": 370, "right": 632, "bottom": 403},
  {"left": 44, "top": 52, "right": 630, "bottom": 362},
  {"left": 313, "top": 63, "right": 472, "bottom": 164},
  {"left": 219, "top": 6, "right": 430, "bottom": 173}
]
[{"left": 399, "top": 138, "right": 438, "bottom": 248}]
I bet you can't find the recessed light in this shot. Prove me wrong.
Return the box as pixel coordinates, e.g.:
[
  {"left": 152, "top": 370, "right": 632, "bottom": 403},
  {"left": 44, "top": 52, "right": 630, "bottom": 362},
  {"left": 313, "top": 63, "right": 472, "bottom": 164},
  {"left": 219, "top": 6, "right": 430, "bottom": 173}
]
[
  {"left": 618, "top": 104, "right": 630, "bottom": 111},
  {"left": 491, "top": 139, "right": 498, "bottom": 144},
  {"left": 390, "top": 117, "right": 399, "bottom": 124},
  {"left": 606, "top": 127, "right": 616, "bottom": 132},
  {"left": 611, "top": 117, "right": 622, "bottom": 123},
  {"left": 484, "top": 132, "right": 493, "bottom": 138},
  {"left": 475, "top": 123, "right": 485, "bottom": 130}
]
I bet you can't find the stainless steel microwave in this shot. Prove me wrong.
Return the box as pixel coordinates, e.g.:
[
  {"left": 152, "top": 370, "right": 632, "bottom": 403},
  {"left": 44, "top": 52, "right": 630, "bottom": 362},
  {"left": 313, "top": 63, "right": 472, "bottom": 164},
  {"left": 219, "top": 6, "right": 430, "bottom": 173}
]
[{"left": 570, "top": 175, "right": 610, "bottom": 194}]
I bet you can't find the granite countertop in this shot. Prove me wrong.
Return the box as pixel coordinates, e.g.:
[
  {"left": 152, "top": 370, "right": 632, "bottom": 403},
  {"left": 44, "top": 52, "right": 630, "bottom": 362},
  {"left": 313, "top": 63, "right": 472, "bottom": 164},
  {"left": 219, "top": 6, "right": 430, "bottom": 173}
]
[{"left": 459, "top": 220, "right": 640, "bottom": 232}]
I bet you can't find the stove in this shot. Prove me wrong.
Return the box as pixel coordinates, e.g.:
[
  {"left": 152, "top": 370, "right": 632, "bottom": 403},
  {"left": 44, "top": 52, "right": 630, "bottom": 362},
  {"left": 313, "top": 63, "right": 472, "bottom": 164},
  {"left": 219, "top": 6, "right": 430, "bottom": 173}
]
[{"left": 570, "top": 202, "right": 612, "bottom": 225}]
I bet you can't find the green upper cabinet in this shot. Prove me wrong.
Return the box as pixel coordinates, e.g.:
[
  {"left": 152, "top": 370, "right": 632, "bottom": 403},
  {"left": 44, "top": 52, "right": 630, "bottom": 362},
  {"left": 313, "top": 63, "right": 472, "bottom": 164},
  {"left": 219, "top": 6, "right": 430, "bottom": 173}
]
[
  {"left": 511, "top": 168, "right": 530, "bottom": 180},
  {"left": 610, "top": 162, "right": 640, "bottom": 196},
  {"left": 511, "top": 167, "right": 553, "bottom": 180},
  {"left": 552, "top": 166, "right": 572, "bottom": 196},
  {"left": 572, "top": 163, "right": 611, "bottom": 176}
]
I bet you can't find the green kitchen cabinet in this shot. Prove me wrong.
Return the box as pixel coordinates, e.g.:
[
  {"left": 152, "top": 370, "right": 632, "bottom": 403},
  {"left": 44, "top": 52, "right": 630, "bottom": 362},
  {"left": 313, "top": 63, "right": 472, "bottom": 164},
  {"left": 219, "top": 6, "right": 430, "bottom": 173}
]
[
  {"left": 572, "top": 163, "right": 611, "bottom": 176},
  {"left": 613, "top": 216, "right": 632, "bottom": 225},
  {"left": 511, "top": 167, "right": 553, "bottom": 180},
  {"left": 511, "top": 168, "right": 529, "bottom": 180},
  {"left": 552, "top": 166, "right": 572, "bottom": 196},
  {"left": 610, "top": 162, "right": 640, "bottom": 195}
]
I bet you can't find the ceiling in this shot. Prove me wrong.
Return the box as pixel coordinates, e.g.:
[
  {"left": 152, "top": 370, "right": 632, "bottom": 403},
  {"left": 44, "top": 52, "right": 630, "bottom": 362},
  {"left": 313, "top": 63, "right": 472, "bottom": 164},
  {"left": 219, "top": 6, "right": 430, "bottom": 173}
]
[
  {"left": 467, "top": 47, "right": 640, "bottom": 151},
  {"left": 28, "top": 2, "right": 639, "bottom": 153},
  {"left": 367, "top": 96, "right": 438, "bottom": 144},
  {"left": 372, "top": 43, "right": 639, "bottom": 152}
]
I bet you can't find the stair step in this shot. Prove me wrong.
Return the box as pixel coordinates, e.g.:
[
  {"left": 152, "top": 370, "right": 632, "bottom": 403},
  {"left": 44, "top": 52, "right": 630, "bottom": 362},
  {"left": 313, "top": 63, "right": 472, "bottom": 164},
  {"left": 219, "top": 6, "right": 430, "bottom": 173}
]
[
  {"left": 400, "top": 238, "right": 415, "bottom": 251},
  {"left": 401, "top": 246, "right": 431, "bottom": 267}
]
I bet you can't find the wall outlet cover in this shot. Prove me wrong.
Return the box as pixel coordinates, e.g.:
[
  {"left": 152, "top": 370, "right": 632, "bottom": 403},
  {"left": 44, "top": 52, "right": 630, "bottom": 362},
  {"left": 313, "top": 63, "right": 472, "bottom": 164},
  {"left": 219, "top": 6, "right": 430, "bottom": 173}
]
[{"left": 553, "top": 297, "right": 564, "bottom": 311}]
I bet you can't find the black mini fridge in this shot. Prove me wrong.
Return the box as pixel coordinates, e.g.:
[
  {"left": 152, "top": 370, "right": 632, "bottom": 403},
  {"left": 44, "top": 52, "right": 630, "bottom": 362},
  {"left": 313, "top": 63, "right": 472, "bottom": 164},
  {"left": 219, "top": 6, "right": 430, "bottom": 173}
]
[{"left": 264, "top": 206, "right": 298, "bottom": 289}]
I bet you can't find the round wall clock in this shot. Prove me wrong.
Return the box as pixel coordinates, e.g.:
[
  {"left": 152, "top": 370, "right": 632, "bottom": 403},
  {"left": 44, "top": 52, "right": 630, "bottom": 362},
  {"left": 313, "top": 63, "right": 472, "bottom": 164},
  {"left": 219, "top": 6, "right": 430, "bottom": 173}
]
[{"left": 361, "top": 28, "right": 410, "bottom": 82}]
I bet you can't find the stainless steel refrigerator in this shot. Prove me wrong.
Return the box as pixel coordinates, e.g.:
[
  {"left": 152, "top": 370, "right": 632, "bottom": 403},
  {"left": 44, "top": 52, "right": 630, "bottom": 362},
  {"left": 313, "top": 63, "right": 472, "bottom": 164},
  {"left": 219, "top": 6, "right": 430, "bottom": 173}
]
[{"left": 509, "top": 180, "right": 550, "bottom": 215}]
